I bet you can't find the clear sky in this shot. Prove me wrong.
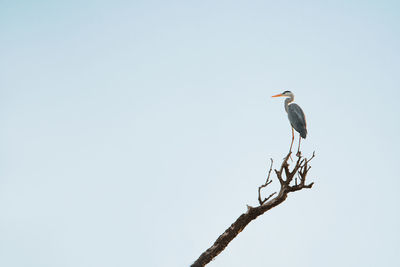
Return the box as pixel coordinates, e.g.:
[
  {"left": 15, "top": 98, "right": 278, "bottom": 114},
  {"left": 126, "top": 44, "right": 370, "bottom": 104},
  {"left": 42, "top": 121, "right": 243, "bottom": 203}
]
[{"left": 1, "top": 1, "right": 400, "bottom": 266}]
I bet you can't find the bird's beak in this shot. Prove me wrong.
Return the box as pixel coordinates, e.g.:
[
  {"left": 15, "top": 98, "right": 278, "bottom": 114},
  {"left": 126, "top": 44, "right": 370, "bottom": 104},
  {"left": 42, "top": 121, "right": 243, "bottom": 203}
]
[{"left": 271, "top": 93, "right": 284, "bottom": 97}]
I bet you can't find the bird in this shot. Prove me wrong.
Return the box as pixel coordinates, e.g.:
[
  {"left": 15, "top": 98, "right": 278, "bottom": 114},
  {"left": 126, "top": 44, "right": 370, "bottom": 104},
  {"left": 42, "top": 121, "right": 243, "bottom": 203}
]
[{"left": 272, "top": 91, "right": 307, "bottom": 154}]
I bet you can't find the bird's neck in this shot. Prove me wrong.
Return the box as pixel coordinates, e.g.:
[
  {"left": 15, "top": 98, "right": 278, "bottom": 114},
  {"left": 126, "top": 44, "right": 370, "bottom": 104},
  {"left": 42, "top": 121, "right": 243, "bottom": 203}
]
[{"left": 284, "top": 97, "right": 294, "bottom": 113}]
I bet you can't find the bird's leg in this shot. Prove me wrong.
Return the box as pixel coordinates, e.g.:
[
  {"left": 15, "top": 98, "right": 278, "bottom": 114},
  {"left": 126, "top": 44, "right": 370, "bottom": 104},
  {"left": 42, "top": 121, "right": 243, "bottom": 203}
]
[
  {"left": 297, "top": 135, "right": 301, "bottom": 157},
  {"left": 287, "top": 127, "right": 294, "bottom": 161},
  {"left": 289, "top": 127, "right": 294, "bottom": 153}
]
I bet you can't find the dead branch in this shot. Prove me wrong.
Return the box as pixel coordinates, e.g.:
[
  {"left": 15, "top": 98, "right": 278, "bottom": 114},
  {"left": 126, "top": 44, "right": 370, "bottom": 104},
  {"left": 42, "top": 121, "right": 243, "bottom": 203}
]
[
  {"left": 257, "top": 159, "right": 275, "bottom": 205},
  {"left": 191, "top": 151, "right": 315, "bottom": 267}
]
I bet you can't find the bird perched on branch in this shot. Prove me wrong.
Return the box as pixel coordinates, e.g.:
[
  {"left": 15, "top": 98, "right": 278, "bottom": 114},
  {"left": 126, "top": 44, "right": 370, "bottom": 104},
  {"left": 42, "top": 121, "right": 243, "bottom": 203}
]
[{"left": 272, "top": 91, "right": 307, "bottom": 154}]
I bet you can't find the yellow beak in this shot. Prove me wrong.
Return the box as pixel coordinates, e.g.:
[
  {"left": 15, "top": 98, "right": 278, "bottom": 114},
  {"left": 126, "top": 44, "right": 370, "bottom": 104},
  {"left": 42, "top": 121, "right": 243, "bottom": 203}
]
[{"left": 271, "top": 93, "right": 284, "bottom": 97}]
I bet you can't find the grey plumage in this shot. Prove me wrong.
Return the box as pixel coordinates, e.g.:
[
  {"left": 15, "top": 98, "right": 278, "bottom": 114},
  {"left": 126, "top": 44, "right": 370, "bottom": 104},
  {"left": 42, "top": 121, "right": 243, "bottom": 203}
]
[
  {"left": 272, "top": 90, "right": 307, "bottom": 153},
  {"left": 274, "top": 90, "right": 308, "bottom": 139},
  {"left": 287, "top": 103, "right": 307, "bottom": 138}
]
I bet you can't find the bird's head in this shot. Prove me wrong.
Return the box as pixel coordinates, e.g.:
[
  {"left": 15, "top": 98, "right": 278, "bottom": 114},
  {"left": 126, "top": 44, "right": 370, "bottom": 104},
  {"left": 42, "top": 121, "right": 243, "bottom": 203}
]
[{"left": 272, "top": 90, "right": 293, "bottom": 98}]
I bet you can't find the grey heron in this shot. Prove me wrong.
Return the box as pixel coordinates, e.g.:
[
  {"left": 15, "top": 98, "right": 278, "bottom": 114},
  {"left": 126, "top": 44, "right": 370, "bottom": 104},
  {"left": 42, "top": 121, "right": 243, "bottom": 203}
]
[{"left": 272, "top": 91, "right": 307, "bottom": 154}]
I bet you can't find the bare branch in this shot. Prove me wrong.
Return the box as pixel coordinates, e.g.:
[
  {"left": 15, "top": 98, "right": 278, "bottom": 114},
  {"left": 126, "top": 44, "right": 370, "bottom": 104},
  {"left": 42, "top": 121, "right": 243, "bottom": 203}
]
[
  {"left": 191, "top": 151, "right": 316, "bottom": 267},
  {"left": 258, "top": 159, "right": 275, "bottom": 205},
  {"left": 260, "top": 192, "right": 277, "bottom": 205}
]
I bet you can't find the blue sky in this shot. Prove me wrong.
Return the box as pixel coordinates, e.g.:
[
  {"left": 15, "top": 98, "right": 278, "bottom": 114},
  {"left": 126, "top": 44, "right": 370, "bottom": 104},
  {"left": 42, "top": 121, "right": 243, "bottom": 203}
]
[{"left": 1, "top": 1, "right": 400, "bottom": 266}]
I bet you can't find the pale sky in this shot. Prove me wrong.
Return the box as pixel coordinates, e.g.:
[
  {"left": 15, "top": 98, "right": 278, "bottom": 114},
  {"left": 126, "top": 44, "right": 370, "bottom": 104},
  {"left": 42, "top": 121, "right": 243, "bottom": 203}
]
[{"left": 1, "top": 1, "right": 400, "bottom": 266}]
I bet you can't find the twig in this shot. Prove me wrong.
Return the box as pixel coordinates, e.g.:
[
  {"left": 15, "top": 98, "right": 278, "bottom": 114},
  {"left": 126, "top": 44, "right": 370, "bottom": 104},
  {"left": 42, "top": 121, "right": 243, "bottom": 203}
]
[{"left": 258, "top": 159, "right": 275, "bottom": 205}]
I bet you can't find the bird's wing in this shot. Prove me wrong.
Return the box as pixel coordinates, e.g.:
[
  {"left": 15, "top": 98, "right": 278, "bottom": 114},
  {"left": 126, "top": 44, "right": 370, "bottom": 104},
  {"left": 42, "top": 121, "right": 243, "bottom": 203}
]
[{"left": 287, "top": 103, "right": 307, "bottom": 138}]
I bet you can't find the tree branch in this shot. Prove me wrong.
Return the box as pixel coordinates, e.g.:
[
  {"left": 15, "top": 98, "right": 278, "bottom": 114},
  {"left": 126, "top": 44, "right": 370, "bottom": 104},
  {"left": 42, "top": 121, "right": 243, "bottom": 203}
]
[
  {"left": 191, "top": 151, "right": 316, "bottom": 267},
  {"left": 257, "top": 159, "right": 276, "bottom": 205}
]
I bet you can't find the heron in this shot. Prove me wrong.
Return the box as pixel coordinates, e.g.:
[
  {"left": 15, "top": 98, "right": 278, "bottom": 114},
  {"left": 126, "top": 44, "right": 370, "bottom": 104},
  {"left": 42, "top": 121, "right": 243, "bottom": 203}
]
[{"left": 272, "top": 91, "right": 307, "bottom": 154}]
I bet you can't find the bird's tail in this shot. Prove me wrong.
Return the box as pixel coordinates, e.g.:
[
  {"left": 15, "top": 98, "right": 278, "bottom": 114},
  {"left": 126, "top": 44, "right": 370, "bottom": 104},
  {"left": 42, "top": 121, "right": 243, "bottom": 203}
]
[{"left": 300, "top": 129, "right": 307, "bottom": 139}]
